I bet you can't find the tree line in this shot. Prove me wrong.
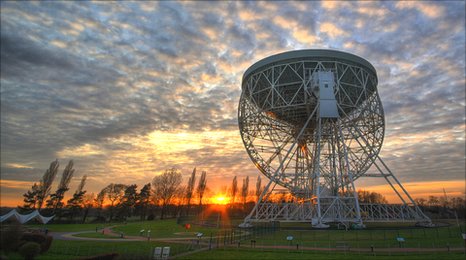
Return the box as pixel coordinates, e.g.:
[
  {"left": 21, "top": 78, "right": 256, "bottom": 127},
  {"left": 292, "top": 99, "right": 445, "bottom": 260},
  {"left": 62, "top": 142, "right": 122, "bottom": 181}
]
[{"left": 18, "top": 160, "right": 465, "bottom": 223}]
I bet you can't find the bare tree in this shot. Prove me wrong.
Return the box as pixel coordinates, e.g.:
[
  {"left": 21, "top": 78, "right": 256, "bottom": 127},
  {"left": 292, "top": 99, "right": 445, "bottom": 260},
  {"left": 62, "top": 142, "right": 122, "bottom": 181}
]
[
  {"left": 185, "top": 167, "right": 196, "bottom": 216},
  {"left": 37, "top": 160, "right": 60, "bottom": 210},
  {"left": 241, "top": 176, "right": 249, "bottom": 205},
  {"left": 230, "top": 176, "right": 238, "bottom": 205},
  {"left": 428, "top": 196, "right": 440, "bottom": 207},
  {"left": 47, "top": 160, "right": 75, "bottom": 214},
  {"left": 196, "top": 171, "right": 207, "bottom": 212},
  {"left": 357, "top": 190, "right": 387, "bottom": 204},
  {"left": 415, "top": 198, "right": 427, "bottom": 207},
  {"left": 152, "top": 168, "right": 182, "bottom": 219},
  {"left": 255, "top": 175, "right": 263, "bottom": 200}
]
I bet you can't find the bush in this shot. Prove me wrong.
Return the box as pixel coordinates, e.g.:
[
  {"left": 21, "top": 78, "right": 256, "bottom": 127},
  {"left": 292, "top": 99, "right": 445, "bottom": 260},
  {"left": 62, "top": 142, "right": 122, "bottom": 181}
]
[
  {"left": 147, "top": 213, "right": 155, "bottom": 220},
  {"left": 18, "top": 242, "right": 41, "bottom": 260},
  {"left": 41, "top": 235, "right": 53, "bottom": 253},
  {"left": 20, "top": 233, "right": 53, "bottom": 253},
  {"left": 0, "top": 222, "right": 23, "bottom": 254}
]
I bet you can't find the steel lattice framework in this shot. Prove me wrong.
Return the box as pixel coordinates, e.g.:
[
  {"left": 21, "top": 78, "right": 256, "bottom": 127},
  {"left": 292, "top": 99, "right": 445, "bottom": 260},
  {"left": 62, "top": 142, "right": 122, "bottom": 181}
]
[{"left": 238, "top": 50, "right": 432, "bottom": 228}]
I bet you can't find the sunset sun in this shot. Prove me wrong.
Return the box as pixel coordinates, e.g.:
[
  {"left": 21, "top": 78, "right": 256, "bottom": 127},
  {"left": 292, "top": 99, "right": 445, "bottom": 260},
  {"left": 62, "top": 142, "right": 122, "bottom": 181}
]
[{"left": 213, "top": 195, "right": 228, "bottom": 205}]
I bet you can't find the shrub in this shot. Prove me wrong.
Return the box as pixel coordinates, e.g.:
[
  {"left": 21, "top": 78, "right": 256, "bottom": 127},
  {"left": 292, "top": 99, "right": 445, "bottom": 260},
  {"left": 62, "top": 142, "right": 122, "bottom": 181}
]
[
  {"left": 0, "top": 222, "right": 23, "bottom": 254},
  {"left": 20, "top": 233, "right": 53, "bottom": 253},
  {"left": 41, "top": 235, "right": 53, "bottom": 253},
  {"left": 18, "top": 242, "right": 41, "bottom": 260}
]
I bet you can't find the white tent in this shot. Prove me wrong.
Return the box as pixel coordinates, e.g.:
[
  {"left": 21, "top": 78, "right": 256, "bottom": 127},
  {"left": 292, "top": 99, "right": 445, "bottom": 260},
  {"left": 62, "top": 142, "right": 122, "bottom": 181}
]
[{"left": 0, "top": 209, "right": 54, "bottom": 224}]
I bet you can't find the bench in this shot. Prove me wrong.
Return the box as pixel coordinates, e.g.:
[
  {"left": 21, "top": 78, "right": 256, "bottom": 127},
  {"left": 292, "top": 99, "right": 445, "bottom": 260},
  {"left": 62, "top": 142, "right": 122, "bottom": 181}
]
[
  {"left": 161, "top": 247, "right": 170, "bottom": 260},
  {"left": 153, "top": 247, "right": 162, "bottom": 260}
]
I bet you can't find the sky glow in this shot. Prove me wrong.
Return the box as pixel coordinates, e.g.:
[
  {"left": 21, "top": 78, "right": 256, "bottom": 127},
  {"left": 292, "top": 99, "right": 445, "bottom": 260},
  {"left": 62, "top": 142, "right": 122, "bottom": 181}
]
[{"left": 1, "top": 1, "right": 465, "bottom": 207}]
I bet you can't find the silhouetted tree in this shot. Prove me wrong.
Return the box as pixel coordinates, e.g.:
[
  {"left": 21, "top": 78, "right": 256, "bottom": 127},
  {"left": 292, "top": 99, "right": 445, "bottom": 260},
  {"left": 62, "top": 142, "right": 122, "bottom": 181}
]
[
  {"left": 196, "top": 171, "right": 207, "bottom": 212},
  {"left": 415, "top": 198, "right": 427, "bottom": 207},
  {"left": 95, "top": 189, "right": 106, "bottom": 219},
  {"left": 230, "top": 176, "right": 238, "bottom": 205},
  {"left": 152, "top": 168, "right": 182, "bottom": 219},
  {"left": 66, "top": 175, "right": 87, "bottom": 221},
  {"left": 136, "top": 183, "right": 151, "bottom": 220},
  {"left": 241, "top": 176, "right": 249, "bottom": 206},
  {"left": 428, "top": 195, "right": 440, "bottom": 207},
  {"left": 185, "top": 167, "right": 196, "bottom": 216},
  {"left": 37, "top": 160, "right": 60, "bottom": 210},
  {"left": 81, "top": 192, "right": 94, "bottom": 223},
  {"left": 450, "top": 197, "right": 465, "bottom": 210},
  {"left": 117, "top": 184, "right": 138, "bottom": 219},
  {"left": 104, "top": 183, "right": 127, "bottom": 221},
  {"left": 255, "top": 175, "right": 263, "bottom": 200},
  {"left": 174, "top": 185, "right": 186, "bottom": 217},
  {"left": 46, "top": 160, "right": 75, "bottom": 214},
  {"left": 20, "top": 183, "right": 40, "bottom": 211},
  {"left": 357, "top": 190, "right": 387, "bottom": 204}
]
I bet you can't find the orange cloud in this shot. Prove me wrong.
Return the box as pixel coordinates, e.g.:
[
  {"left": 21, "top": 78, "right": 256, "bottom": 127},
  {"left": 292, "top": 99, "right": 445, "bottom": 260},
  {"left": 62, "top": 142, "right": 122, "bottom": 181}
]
[
  {"left": 319, "top": 22, "right": 347, "bottom": 38},
  {"left": 57, "top": 143, "right": 104, "bottom": 158},
  {"left": 395, "top": 2, "right": 445, "bottom": 18}
]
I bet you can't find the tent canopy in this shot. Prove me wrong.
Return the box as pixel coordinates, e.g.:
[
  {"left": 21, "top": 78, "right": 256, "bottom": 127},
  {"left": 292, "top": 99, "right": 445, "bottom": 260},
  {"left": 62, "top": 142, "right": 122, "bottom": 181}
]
[{"left": 0, "top": 209, "right": 54, "bottom": 224}]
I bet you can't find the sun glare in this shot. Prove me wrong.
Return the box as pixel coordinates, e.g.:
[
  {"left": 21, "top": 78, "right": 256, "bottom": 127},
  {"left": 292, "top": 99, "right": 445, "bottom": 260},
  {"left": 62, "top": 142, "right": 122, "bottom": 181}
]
[{"left": 214, "top": 195, "right": 228, "bottom": 205}]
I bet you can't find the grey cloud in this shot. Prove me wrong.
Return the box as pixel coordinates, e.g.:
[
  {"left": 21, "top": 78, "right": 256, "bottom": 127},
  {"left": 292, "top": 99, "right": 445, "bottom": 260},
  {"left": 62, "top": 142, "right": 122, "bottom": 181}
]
[{"left": 0, "top": 1, "right": 463, "bottom": 196}]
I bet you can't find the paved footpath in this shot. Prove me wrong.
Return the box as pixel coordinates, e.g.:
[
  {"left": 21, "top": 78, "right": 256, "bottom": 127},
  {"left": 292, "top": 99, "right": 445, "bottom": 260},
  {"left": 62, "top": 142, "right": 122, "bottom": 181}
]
[
  {"left": 51, "top": 226, "right": 146, "bottom": 242},
  {"left": 50, "top": 226, "right": 199, "bottom": 243}
]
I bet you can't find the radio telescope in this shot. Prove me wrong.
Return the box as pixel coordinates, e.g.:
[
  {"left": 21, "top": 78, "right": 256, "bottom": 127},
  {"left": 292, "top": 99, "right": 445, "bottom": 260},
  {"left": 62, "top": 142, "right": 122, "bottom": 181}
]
[{"left": 238, "top": 49, "right": 432, "bottom": 228}]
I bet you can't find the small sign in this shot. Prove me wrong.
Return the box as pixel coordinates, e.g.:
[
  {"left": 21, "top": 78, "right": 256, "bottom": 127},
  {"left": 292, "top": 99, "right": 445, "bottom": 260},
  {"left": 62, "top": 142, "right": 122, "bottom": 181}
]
[
  {"left": 196, "top": 232, "right": 203, "bottom": 237},
  {"left": 185, "top": 223, "right": 191, "bottom": 230},
  {"left": 396, "top": 237, "right": 405, "bottom": 242},
  {"left": 462, "top": 233, "right": 466, "bottom": 240},
  {"left": 286, "top": 236, "right": 294, "bottom": 241}
]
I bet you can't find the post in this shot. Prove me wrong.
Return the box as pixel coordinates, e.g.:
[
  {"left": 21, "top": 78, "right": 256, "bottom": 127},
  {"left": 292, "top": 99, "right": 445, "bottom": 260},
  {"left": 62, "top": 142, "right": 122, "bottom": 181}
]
[{"left": 209, "top": 233, "right": 212, "bottom": 250}]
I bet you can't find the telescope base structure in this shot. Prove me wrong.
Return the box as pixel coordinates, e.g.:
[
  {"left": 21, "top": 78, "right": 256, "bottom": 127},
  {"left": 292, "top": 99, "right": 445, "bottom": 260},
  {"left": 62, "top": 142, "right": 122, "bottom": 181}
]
[
  {"left": 240, "top": 201, "right": 433, "bottom": 228},
  {"left": 238, "top": 50, "right": 433, "bottom": 229}
]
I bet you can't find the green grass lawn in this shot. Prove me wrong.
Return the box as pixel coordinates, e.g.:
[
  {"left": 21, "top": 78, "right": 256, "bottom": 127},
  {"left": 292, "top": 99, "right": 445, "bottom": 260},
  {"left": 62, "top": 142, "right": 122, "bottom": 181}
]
[
  {"left": 5, "top": 219, "right": 463, "bottom": 260},
  {"left": 26, "top": 222, "right": 116, "bottom": 232},
  {"left": 178, "top": 247, "right": 466, "bottom": 260},
  {"left": 241, "top": 224, "right": 465, "bottom": 249},
  {"left": 112, "top": 219, "right": 222, "bottom": 238},
  {"left": 39, "top": 239, "right": 191, "bottom": 259}
]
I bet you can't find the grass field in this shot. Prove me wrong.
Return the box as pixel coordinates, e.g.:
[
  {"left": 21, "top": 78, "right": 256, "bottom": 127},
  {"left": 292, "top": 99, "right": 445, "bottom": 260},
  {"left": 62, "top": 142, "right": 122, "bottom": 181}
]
[
  {"left": 244, "top": 224, "right": 465, "bottom": 249},
  {"left": 27, "top": 222, "right": 116, "bottom": 232},
  {"left": 1, "top": 219, "right": 464, "bottom": 259},
  {"left": 111, "top": 219, "right": 222, "bottom": 238},
  {"left": 1, "top": 240, "right": 188, "bottom": 260},
  {"left": 177, "top": 247, "right": 466, "bottom": 260}
]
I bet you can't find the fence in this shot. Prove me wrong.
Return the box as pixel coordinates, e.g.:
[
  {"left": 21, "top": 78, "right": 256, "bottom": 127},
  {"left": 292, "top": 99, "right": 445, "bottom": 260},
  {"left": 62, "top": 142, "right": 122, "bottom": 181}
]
[{"left": 45, "top": 223, "right": 465, "bottom": 259}]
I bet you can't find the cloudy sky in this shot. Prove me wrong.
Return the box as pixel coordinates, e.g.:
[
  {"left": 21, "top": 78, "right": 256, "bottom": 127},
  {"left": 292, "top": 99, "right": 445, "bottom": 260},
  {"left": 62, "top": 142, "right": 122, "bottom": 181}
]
[{"left": 1, "top": 1, "right": 464, "bottom": 206}]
